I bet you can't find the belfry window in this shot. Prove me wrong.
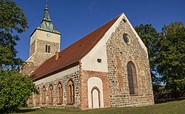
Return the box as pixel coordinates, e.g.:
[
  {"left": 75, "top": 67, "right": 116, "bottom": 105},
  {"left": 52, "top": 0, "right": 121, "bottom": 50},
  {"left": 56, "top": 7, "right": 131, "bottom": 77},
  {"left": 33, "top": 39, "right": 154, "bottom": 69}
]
[
  {"left": 45, "top": 44, "right": 50, "bottom": 53},
  {"left": 127, "top": 61, "right": 138, "bottom": 96}
]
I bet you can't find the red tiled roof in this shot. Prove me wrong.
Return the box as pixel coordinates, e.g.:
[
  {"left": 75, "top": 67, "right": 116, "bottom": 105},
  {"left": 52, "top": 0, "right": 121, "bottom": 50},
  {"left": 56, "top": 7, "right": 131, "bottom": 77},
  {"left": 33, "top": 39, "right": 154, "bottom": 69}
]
[{"left": 31, "top": 15, "right": 120, "bottom": 81}]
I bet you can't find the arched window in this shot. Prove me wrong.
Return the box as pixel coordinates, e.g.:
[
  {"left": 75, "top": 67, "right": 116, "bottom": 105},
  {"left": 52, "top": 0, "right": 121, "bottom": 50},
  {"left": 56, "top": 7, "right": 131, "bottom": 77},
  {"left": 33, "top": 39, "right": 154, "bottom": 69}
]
[
  {"left": 45, "top": 44, "right": 50, "bottom": 53},
  {"left": 42, "top": 86, "right": 46, "bottom": 104},
  {"left": 67, "top": 79, "right": 74, "bottom": 104},
  {"left": 48, "top": 84, "right": 53, "bottom": 105},
  {"left": 91, "top": 86, "right": 100, "bottom": 108},
  {"left": 28, "top": 94, "right": 33, "bottom": 105},
  {"left": 56, "top": 82, "right": 63, "bottom": 105},
  {"left": 123, "top": 33, "right": 130, "bottom": 44},
  {"left": 127, "top": 61, "right": 138, "bottom": 96},
  {"left": 36, "top": 87, "right": 40, "bottom": 106}
]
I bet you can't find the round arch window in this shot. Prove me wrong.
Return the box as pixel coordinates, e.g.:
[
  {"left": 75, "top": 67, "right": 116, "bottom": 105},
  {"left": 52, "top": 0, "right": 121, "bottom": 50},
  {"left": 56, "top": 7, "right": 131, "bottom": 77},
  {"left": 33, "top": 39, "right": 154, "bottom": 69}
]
[{"left": 123, "top": 34, "right": 130, "bottom": 44}]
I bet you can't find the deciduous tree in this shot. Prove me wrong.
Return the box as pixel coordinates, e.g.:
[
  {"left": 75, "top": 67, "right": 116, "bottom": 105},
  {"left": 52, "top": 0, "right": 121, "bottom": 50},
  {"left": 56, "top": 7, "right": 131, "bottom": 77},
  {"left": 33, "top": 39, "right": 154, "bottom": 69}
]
[
  {"left": 0, "top": 0, "right": 28, "bottom": 70},
  {"left": 157, "top": 22, "right": 185, "bottom": 97},
  {"left": 0, "top": 1, "right": 36, "bottom": 113},
  {"left": 135, "top": 24, "right": 161, "bottom": 95}
]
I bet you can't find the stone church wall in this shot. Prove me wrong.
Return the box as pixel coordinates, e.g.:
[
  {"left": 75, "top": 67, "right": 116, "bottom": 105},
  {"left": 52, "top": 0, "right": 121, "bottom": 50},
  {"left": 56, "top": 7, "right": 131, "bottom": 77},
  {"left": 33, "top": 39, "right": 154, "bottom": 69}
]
[
  {"left": 30, "top": 66, "right": 81, "bottom": 108},
  {"left": 106, "top": 19, "right": 154, "bottom": 107},
  {"left": 20, "top": 39, "right": 60, "bottom": 76},
  {"left": 36, "top": 39, "right": 59, "bottom": 55}
]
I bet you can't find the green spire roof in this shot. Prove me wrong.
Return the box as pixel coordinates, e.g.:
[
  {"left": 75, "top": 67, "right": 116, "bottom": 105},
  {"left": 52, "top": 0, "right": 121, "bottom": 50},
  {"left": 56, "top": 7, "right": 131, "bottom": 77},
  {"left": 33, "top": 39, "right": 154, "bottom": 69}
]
[{"left": 37, "top": 5, "right": 60, "bottom": 34}]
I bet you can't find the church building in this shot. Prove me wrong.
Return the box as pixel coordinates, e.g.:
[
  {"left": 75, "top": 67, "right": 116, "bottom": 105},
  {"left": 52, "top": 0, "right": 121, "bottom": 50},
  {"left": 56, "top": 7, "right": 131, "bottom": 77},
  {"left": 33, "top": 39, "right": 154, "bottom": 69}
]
[{"left": 22, "top": 6, "right": 154, "bottom": 110}]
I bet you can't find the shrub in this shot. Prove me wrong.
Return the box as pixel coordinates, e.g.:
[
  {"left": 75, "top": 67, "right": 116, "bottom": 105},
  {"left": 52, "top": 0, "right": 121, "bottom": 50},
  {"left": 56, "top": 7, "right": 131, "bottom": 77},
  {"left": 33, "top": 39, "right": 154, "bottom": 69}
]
[{"left": 0, "top": 71, "right": 36, "bottom": 113}]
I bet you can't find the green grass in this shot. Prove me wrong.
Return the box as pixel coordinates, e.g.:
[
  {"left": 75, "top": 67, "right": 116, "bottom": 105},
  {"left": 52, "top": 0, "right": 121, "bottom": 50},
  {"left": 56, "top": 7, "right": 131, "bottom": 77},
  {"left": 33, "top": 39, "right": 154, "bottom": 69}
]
[{"left": 13, "top": 100, "right": 185, "bottom": 114}]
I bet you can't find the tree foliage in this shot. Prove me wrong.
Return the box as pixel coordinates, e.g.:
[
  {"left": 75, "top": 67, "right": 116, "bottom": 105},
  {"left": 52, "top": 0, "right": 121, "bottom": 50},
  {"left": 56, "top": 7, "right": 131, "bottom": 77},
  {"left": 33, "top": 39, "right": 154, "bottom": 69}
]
[
  {"left": 135, "top": 24, "right": 161, "bottom": 95},
  {"left": 0, "top": 71, "right": 37, "bottom": 113},
  {"left": 0, "top": 0, "right": 28, "bottom": 70},
  {"left": 157, "top": 22, "right": 185, "bottom": 96},
  {"left": 0, "top": 1, "right": 36, "bottom": 113},
  {"left": 135, "top": 24, "right": 160, "bottom": 71},
  {"left": 135, "top": 23, "right": 185, "bottom": 98}
]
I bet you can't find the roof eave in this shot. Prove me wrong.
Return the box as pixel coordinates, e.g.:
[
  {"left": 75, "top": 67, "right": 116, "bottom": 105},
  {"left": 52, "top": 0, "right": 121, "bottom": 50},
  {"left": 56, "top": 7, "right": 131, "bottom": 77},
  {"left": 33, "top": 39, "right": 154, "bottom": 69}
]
[{"left": 32, "top": 61, "right": 80, "bottom": 81}]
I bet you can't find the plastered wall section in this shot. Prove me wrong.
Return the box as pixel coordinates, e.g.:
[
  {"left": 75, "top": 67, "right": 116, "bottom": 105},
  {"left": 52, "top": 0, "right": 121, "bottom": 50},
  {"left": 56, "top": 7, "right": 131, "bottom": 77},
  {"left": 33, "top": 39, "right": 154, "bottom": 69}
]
[{"left": 30, "top": 29, "right": 60, "bottom": 47}]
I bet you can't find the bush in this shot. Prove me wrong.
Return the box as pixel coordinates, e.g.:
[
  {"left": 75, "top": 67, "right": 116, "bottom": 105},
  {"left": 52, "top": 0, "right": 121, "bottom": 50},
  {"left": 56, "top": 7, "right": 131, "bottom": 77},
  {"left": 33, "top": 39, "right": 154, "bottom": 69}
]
[{"left": 0, "top": 71, "right": 36, "bottom": 113}]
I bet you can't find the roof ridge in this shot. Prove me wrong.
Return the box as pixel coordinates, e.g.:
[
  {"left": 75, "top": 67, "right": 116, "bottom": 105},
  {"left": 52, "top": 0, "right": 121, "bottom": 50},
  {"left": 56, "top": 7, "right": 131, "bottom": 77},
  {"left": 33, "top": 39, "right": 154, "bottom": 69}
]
[{"left": 58, "top": 15, "right": 121, "bottom": 55}]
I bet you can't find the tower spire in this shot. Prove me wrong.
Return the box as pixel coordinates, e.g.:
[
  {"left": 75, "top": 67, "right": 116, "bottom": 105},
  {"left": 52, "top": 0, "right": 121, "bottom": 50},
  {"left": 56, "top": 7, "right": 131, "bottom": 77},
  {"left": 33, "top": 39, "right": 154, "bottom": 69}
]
[
  {"left": 37, "top": 2, "right": 60, "bottom": 34},
  {"left": 43, "top": 1, "right": 51, "bottom": 22}
]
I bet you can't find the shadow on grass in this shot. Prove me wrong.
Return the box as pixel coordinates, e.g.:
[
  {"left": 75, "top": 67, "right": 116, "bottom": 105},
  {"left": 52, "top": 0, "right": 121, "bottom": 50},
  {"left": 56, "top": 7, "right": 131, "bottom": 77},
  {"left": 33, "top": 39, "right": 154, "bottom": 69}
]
[
  {"left": 15, "top": 108, "right": 39, "bottom": 113},
  {"left": 155, "top": 97, "right": 185, "bottom": 104}
]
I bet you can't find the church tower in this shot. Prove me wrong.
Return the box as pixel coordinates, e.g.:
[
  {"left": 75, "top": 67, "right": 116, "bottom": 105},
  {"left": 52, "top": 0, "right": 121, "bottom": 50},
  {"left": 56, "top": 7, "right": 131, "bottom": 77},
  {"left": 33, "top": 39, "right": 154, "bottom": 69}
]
[{"left": 21, "top": 5, "right": 61, "bottom": 76}]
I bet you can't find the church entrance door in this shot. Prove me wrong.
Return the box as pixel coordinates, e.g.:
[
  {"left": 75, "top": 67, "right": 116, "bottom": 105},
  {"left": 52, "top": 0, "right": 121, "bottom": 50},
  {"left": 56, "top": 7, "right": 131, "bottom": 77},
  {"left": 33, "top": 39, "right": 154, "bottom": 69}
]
[{"left": 91, "top": 87, "right": 100, "bottom": 108}]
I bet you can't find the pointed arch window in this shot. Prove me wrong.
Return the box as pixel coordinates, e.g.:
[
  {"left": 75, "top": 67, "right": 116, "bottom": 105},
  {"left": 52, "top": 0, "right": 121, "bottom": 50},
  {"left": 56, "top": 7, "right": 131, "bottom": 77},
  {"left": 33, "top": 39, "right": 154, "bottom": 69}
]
[
  {"left": 56, "top": 82, "right": 63, "bottom": 105},
  {"left": 48, "top": 84, "right": 53, "bottom": 105},
  {"left": 42, "top": 86, "right": 46, "bottom": 104},
  {"left": 45, "top": 44, "right": 50, "bottom": 53},
  {"left": 127, "top": 61, "right": 138, "bottom": 96},
  {"left": 36, "top": 87, "right": 40, "bottom": 106},
  {"left": 28, "top": 94, "right": 33, "bottom": 105},
  {"left": 67, "top": 79, "right": 74, "bottom": 104}
]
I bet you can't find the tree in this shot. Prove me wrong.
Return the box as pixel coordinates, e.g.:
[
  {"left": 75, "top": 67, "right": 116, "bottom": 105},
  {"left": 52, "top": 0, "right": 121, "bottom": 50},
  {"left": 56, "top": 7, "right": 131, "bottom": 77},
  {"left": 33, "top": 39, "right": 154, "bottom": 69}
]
[
  {"left": 0, "top": 1, "right": 37, "bottom": 113},
  {"left": 0, "top": 71, "right": 37, "bottom": 113},
  {"left": 156, "top": 22, "right": 185, "bottom": 97},
  {"left": 0, "top": 0, "right": 28, "bottom": 70},
  {"left": 135, "top": 24, "right": 161, "bottom": 95}
]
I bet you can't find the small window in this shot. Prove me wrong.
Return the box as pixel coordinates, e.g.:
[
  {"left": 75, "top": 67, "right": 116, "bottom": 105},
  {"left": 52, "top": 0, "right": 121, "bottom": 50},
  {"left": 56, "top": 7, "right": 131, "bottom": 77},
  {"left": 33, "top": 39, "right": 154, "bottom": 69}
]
[
  {"left": 97, "top": 59, "right": 102, "bottom": 63},
  {"left": 45, "top": 44, "right": 51, "bottom": 53},
  {"left": 123, "top": 34, "right": 130, "bottom": 44},
  {"left": 123, "top": 18, "right": 127, "bottom": 23}
]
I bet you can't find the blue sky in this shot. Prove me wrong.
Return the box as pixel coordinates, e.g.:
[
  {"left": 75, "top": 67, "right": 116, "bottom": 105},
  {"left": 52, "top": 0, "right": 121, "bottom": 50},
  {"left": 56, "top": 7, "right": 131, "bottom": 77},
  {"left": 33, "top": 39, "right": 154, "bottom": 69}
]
[{"left": 14, "top": 0, "right": 185, "bottom": 61}]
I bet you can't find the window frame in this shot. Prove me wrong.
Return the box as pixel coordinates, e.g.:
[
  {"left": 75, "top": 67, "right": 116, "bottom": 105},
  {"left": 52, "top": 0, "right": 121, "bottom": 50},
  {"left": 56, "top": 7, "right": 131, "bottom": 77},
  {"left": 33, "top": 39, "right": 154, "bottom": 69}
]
[{"left": 127, "top": 61, "right": 138, "bottom": 96}]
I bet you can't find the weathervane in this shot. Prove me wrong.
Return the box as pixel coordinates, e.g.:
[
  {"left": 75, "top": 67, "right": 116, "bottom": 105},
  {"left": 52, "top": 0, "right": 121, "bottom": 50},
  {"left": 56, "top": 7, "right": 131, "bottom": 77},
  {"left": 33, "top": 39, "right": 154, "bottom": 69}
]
[{"left": 46, "top": 0, "right": 48, "bottom": 7}]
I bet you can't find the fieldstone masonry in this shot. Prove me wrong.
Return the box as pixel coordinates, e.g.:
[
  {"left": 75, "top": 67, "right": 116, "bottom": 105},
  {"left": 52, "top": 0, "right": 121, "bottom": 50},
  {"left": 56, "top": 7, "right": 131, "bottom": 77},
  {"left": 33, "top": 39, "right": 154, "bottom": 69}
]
[
  {"left": 20, "top": 39, "right": 60, "bottom": 76},
  {"left": 31, "top": 71, "right": 81, "bottom": 108},
  {"left": 106, "top": 19, "right": 154, "bottom": 107}
]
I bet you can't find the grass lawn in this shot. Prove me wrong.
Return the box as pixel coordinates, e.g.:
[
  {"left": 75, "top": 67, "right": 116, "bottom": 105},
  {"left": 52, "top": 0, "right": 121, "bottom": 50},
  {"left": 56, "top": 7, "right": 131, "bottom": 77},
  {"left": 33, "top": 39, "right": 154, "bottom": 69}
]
[{"left": 13, "top": 100, "right": 185, "bottom": 114}]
